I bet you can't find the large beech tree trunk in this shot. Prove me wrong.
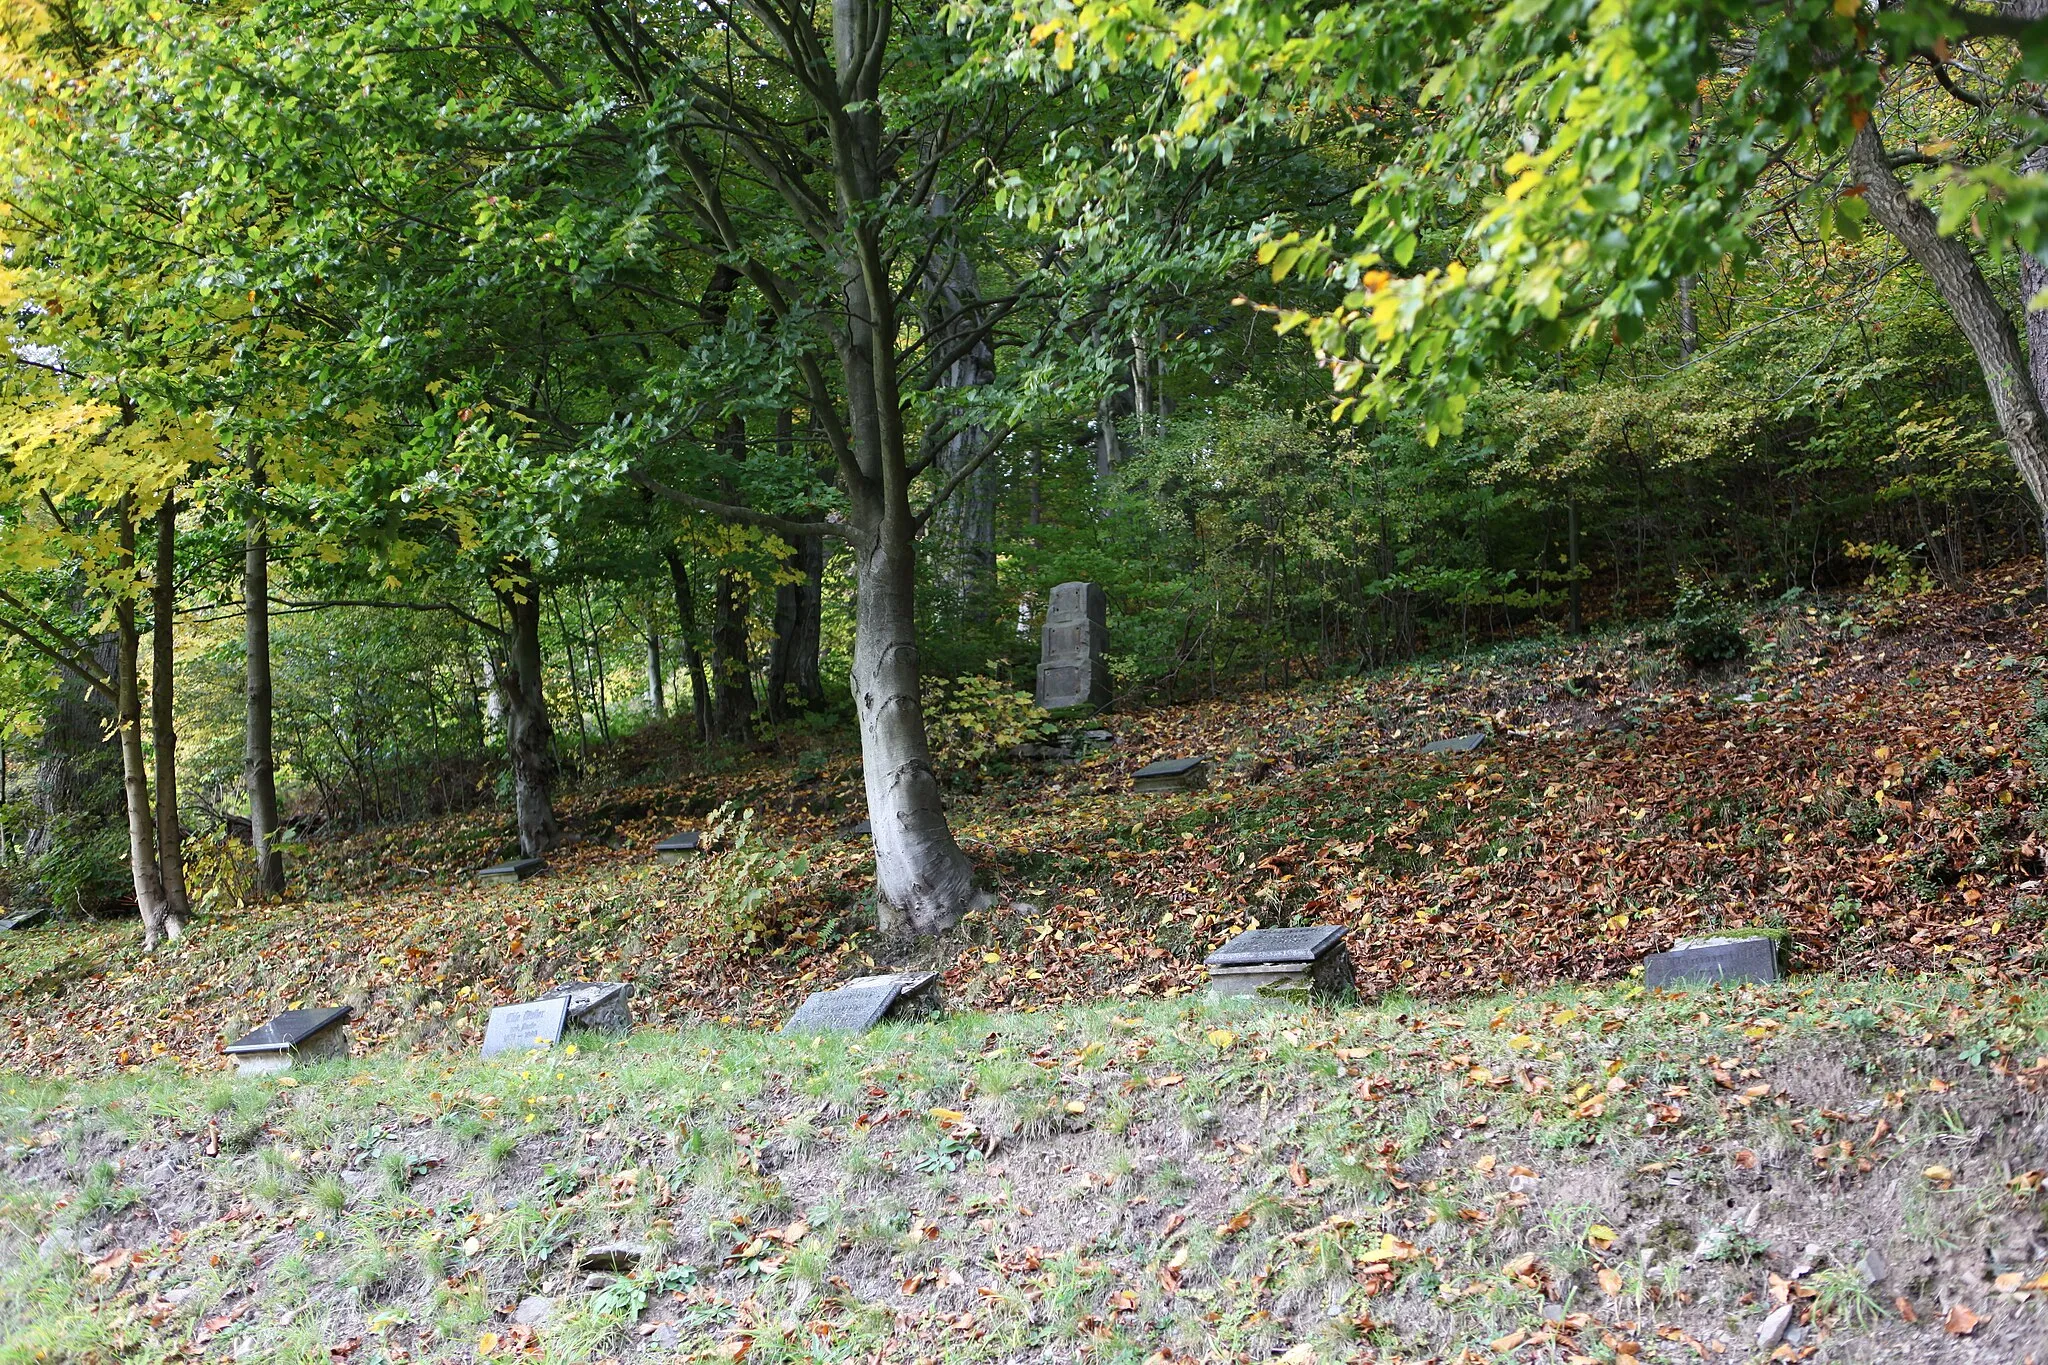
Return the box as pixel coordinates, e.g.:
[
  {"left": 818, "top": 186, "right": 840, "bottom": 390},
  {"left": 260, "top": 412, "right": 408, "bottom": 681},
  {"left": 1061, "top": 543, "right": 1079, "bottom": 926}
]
[
  {"left": 767, "top": 533, "right": 825, "bottom": 719},
  {"left": 1853, "top": 123, "right": 2048, "bottom": 576},
  {"left": 492, "top": 564, "right": 561, "bottom": 856},
  {"left": 151, "top": 500, "right": 189, "bottom": 920},
  {"left": 115, "top": 502, "right": 179, "bottom": 949},
  {"left": 923, "top": 200, "right": 1000, "bottom": 624},
  {"left": 244, "top": 456, "right": 285, "bottom": 895}
]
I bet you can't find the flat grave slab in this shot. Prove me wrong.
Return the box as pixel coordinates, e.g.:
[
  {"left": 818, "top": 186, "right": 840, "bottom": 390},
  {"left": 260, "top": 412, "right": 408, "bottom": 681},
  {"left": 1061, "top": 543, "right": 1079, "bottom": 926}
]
[
  {"left": 1644, "top": 934, "right": 1783, "bottom": 989},
  {"left": 782, "top": 971, "right": 943, "bottom": 1034},
  {"left": 842, "top": 819, "right": 872, "bottom": 839},
  {"left": 0, "top": 906, "right": 52, "bottom": 931},
  {"left": 540, "top": 979, "right": 634, "bottom": 1031},
  {"left": 1204, "top": 925, "right": 1353, "bottom": 1001},
  {"left": 224, "top": 1005, "right": 352, "bottom": 1074},
  {"left": 481, "top": 996, "right": 571, "bottom": 1058},
  {"left": 1134, "top": 756, "right": 1208, "bottom": 793},
  {"left": 478, "top": 857, "right": 545, "bottom": 885},
  {"left": 655, "top": 832, "right": 702, "bottom": 863},
  {"left": 1422, "top": 732, "right": 1487, "bottom": 755}
]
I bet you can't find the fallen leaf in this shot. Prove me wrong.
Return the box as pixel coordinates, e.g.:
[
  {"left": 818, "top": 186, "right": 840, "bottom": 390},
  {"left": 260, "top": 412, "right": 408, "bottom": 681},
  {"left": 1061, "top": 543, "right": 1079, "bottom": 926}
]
[{"left": 1942, "top": 1304, "right": 1979, "bottom": 1336}]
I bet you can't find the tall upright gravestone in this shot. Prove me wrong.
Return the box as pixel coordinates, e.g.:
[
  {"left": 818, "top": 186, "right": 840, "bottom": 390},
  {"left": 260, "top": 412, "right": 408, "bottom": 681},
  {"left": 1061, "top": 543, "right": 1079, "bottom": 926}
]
[{"left": 1035, "top": 581, "right": 1110, "bottom": 711}]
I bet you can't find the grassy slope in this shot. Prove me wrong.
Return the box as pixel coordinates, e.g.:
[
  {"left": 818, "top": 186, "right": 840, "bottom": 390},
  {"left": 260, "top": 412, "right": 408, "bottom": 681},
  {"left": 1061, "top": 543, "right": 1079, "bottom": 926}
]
[
  {"left": 3, "top": 569, "right": 2046, "bottom": 1080},
  {"left": 4, "top": 981, "right": 2048, "bottom": 1364}
]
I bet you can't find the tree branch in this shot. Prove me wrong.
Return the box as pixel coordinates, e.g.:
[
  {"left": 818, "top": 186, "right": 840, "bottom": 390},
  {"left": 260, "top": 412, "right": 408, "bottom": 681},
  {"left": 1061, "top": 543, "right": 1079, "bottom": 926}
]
[
  {"left": 271, "top": 596, "right": 503, "bottom": 636},
  {"left": 628, "top": 469, "right": 850, "bottom": 542},
  {"left": 0, "top": 587, "right": 116, "bottom": 702},
  {"left": 913, "top": 423, "right": 1014, "bottom": 532}
]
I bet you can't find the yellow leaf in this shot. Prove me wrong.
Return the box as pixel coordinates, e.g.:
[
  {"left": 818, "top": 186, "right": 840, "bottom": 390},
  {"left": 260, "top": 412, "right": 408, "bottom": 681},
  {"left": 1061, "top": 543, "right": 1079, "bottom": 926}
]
[
  {"left": 477, "top": 1332, "right": 500, "bottom": 1354},
  {"left": 1587, "top": 1224, "right": 1617, "bottom": 1249},
  {"left": 1205, "top": 1029, "right": 1236, "bottom": 1049}
]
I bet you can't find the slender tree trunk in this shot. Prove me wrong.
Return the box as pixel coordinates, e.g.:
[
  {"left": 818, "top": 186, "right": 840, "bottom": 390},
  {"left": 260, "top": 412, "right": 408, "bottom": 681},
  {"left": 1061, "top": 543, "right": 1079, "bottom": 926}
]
[
  {"left": 151, "top": 499, "right": 189, "bottom": 921},
  {"left": 1677, "top": 275, "right": 1698, "bottom": 361},
  {"left": 922, "top": 197, "right": 1000, "bottom": 624},
  {"left": 711, "top": 565, "right": 755, "bottom": 742},
  {"left": 768, "top": 533, "right": 825, "bottom": 719},
  {"left": 491, "top": 564, "right": 561, "bottom": 856},
  {"left": 1567, "top": 500, "right": 1584, "bottom": 635},
  {"left": 115, "top": 502, "right": 177, "bottom": 948},
  {"left": 1853, "top": 122, "right": 2048, "bottom": 584},
  {"left": 645, "top": 628, "right": 666, "bottom": 719},
  {"left": 664, "top": 547, "right": 712, "bottom": 743},
  {"left": 244, "top": 458, "right": 285, "bottom": 896}
]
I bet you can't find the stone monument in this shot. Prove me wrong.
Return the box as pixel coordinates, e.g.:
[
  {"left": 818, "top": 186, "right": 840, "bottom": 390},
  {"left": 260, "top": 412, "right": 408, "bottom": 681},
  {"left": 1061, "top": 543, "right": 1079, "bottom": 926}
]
[
  {"left": 1134, "top": 756, "right": 1208, "bottom": 793},
  {"left": 1644, "top": 932, "right": 1784, "bottom": 988},
  {"left": 223, "top": 1006, "right": 353, "bottom": 1074},
  {"left": 481, "top": 996, "right": 570, "bottom": 1058},
  {"left": 655, "top": 831, "right": 702, "bottom": 863},
  {"left": 1035, "top": 581, "right": 1110, "bottom": 711},
  {"left": 477, "top": 857, "right": 545, "bottom": 885},
  {"left": 1204, "top": 926, "right": 1354, "bottom": 1000},
  {"left": 783, "top": 971, "right": 943, "bottom": 1034},
  {"left": 540, "top": 980, "right": 634, "bottom": 1031}
]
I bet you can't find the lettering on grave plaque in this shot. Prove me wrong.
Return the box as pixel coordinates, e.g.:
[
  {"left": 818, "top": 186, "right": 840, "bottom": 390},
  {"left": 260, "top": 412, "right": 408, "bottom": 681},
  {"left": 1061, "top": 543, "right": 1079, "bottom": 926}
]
[
  {"left": 1643, "top": 935, "right": 1782, "bottom": 989},
  {"left": 481, "top": 996, "right": 571, "bottom": 1058},
  {"left": 1035, "top": 581, "right": 1110, "bottom": 711},
  {"left": 782, "top": 978, "right": 903, "bottom": 1034}
]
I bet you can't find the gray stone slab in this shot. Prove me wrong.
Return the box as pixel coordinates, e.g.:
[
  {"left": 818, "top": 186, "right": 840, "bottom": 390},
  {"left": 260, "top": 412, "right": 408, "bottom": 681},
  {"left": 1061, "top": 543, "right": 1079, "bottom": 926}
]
[
  {"left": 1134, "top": 756, "right": 1208, "bottom": 792},
  {"left": 783, "top": 978, "right": 902, "bottom": 1034},
  {"left": 225, "top": 1006, "right": 352, "bottom": 1072},
  {"left": 655, "top": 832, "right": 702, "bottom": 863},
  {"left": 840, "top": 971, "right": 943, "bottom": 1021},
  {"left": 540, "top": 980, "right": 633, "bottom": 1030},
  {"left": 0, "top": 906, "right": 52, "bottom": 931},
  {"left": 1036, "top": 580, "right": 1111, "bottom": 710},
  {"left": 842, "top": 819, "right": 872, "bottom": 839},
  {"left": 1644, "top": 935, "right": 1782, "bottom": 989},
  {"left": 478, "top": 857, "right": 545, "bottom": 884},
  {"left": 1422, "top": 732, "right": 1488, "bottom": 755},
  {"left": 481, "top": 996, "right": 571, "bottom": 1058},
  {"left": 1205, "top": 925, "right": 1347, "bottom": 967}
]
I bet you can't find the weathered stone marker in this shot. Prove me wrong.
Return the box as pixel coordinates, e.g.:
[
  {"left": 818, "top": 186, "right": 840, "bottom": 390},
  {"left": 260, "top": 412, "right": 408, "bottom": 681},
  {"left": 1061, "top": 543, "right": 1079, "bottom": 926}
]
[
  {"left": 224, "top": 1006, "right": 353, "bottom": 1075},
  {"left": 842, "top": 818, "right": 872, "bottom": 839},
  {"left": 1134, "top": 756, "right": 1208, "bottom": 793},
  {"left": 540, "top": 980, "right": 634, "bottom": 1031},
  {"left": 1035, "top": 581, "right": 1111, "bottom": 711},
  {"left": 654, "top": 831, "right": 702, "bottom": 863},
  {"left": 481, "top": 996, "right": 570, "bottom": 1059},
  {"left": 1422, "top": 732, "right": 1487, "bottom": 755},
  {"left": 1205, "top": 925, "right": 1354, "bottom": 1000},
  {"left": 1644, "top": 933, "right": 1784, "bottom": 988},
  {"left": 782, "top": 970, "right": 942, "bottom": 1034},
  {"left": 477, "top": 857, "right": 545, "bottom": 885},
  {"left": 0, "top": 906, "right": 51, "bottom": 931}
]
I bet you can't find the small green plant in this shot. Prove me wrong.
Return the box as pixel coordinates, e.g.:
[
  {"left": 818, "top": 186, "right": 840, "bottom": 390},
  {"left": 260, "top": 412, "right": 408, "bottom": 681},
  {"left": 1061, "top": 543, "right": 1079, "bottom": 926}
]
[
  {"left": 1698, "top": 1222, "right": 1768, "bottom": 1264},
  {"left": 922, "top": 668, "right": 1058, "bottom": 767},
  {"left": 483, "top": 1133, "right": 517, "bottom": 1169},
  {"left": 1810, "top": 1266, "right": 1883, "bottom": 1328},
  {"left": 680, "top": 803, "right": 809, "bottom": 948},
  {"left": 1669, "top": 578, "right": 1748, "bottom": 669}
]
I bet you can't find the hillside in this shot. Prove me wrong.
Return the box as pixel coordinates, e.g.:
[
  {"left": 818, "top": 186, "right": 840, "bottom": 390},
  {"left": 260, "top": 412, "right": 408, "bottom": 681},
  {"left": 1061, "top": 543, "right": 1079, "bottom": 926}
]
[{"left": 1, "top": 569, "right": 2044, "bottom": 1079}]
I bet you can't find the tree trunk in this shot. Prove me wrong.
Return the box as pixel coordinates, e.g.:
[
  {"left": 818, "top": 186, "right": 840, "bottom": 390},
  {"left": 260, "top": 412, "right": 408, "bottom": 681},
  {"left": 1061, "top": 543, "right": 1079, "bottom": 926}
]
[
  {"left": 1677, "top": 275, "right": 1698, "bottom": 361},
  {"left": 32, "top": 623, "right": 120, "bottom": 864},
  {"left": 244, "top": 456, "right": 285, "bottom": 895},
  {"left": 767, "top": 532, "right": 825, "bottom": 720},
  {"left": 645, "top": 629, "right": 666, "bottom": 719},
  {"left": 1852, "top": 122, "right": 2048, "bottom": 579},
  {"left": 115, "top": 502, "right": 177, "bottom": 948},
  {"left": 922, "top": 199, "right": 1000, "bottom": 624},
  {"left": 151, "top": 499, "right": 190, "bottom": 920},
  {"left": 664, "top": 547, "right": 712, "bottom": 743},
  {"left": 711, "top": 565, "right": 755, "bottom": 742},
  {"left": 491, "top": 564, "right": 561, "bottom": 856},
  {"left": 1567, "top": 500, "right": 1583, "bottom": 635},
  {"left": 849, "top": 524, "right": 987, "bottom": 937}
]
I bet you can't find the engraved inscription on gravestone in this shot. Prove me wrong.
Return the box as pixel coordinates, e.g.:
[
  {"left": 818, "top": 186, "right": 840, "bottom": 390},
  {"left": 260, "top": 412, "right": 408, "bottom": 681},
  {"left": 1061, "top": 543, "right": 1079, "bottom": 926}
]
[
  {"left": 1643, "top": 934, "right": 1782, "bottom": 989},
  {"left": 1205, "top": 925, "right": 1348, "bottom": 966},
  {"left": 481, "top": 996, "right": 571, "bottom": 1058},
  {"left": 782, "top": 978, "right": 902, "bottom": 1034},
  {"left": 1035, "top": 581, "right": 1110, "bottom": 711},
  {"left": 1204, "top": 925, "right": 1354, "bottom": 1001},
  {"left": 1422, "top": 732, "right": 1488, "bottom": 755}
]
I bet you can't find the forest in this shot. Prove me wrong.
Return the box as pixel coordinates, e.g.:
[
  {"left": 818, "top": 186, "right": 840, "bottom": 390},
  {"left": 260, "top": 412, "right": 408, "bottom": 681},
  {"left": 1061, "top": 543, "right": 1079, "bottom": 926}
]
[{"left": 5, "top": 1, "right": 2048, "bottom": 1361}]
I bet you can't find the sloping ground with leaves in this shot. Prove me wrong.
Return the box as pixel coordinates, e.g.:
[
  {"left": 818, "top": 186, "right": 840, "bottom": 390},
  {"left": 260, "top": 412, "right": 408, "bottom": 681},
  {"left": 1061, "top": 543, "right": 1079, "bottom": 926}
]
[
  {"left": 1, "top": 568, "right": 2045, "bottom": 1078},
  {"left": 5, "top": 981, "right": 2047, "bottom": 1364}
]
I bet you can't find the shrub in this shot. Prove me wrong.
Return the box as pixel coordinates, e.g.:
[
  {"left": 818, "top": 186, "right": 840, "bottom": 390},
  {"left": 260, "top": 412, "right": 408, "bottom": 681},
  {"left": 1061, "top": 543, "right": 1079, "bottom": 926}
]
[
  {"left": 1669, "top": 579, "right": 1748, "bottom": 669},
  {"left": 922, "top": 669, "right": 1056, "bottom": 769},
  {"left": 683, "top": 803, "right": 809, "bottom": 948}
]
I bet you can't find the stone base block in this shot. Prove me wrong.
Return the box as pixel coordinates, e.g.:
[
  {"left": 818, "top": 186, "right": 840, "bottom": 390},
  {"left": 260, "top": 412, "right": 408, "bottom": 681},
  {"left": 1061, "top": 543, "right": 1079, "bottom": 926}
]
[
  {"left": 232, "top": 1023, "right": 350, "bottom": 1076},
  {"left": 1207, "top": 945, "right": 1355, "bottom": 1002}
]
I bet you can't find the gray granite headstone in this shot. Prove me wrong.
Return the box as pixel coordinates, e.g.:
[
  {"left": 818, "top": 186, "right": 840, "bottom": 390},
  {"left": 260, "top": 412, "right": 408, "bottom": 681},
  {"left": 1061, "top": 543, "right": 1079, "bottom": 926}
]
[
  {"left": 655, "top": 832, "right": 702, "bottom": 864},
  {"left": 539, "top": 980, "right": 633, "bottom": 1031},
  {"left": 1035, "top": 581, "right": 1110, "bottom": 711},
  {"left": 0, "top": 906, "right": 51, "bottom": 931},
  {"left": 1422, "top": 732, "right": 1488, "bottom": 755},
  {"left": 1134, "top": 756, "right": 1208, "bottom": 793},
  {"left": 481, "top": 996, "right": 571, "bottom": 1058},
  {"left": 1204, "top": 925, "right": 1353, "bottom": 1001},
  {"left": 478, "top": 857, "right": 545, "bottom": 884},
  {"left": 224, "top": 1006, "right": 353, "bottom": 1074},
  {"left": 783, "top": 978, "right": 902, "bottom": 1034},
  {"left": 1644, "top": 935, "right": 1783, "bottom": 989}
]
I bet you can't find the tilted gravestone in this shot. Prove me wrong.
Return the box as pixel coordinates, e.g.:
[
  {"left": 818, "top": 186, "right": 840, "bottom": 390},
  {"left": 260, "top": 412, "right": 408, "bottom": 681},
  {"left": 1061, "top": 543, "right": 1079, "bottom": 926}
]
[
  {"left": 1205, "top": 925, "right": 1355, "bottom": 1001},
  {"left": 481, "top": 996, "right": 571, "bottom": 1059},
  {"left": 783, "top": 971, "right": 943, "bottom": 1034},
  {"left": 842, "top": 818, "right": 872, "bottom": 839},
  {"left": 224, "top": 1006, "right": 353, "bottom": 1075},
  {"left": 1644, "top": 933, "right": 1784, "bottom": 989},
  {"left": 1035, "top": 581, "right": 1111, "bottom": 711},
  {"left": 540, "top": 980, "right": 634, "bottom": 1031},
  {"left": 1134, "top": 756, "right": 1208, "bottom": 793},
  {"left": 1422, "top": 732, "right": 1488, "bottom": 755},
  {"left": 477, "top": 857, "right": 545, "bottom": 885},
  {"left": 0, "top": 906, "right": 52, "bottom": 931},
  {"left": 654, "top": 831, "right": 702, "bottom": 863}
]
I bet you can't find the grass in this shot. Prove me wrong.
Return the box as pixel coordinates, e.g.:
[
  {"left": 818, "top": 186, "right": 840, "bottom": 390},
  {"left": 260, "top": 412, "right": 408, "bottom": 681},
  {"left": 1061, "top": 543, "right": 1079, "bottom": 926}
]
[{"left": 4, "top": 977, "right": 2045, "bottom": 1363}]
